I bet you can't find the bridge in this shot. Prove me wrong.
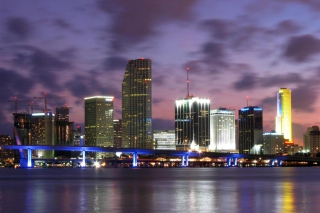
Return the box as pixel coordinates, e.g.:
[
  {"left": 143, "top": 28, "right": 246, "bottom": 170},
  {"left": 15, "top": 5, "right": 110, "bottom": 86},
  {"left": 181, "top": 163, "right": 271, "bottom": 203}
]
[{"left": 1, "top": 145, "right": 319, "bottom": 168}]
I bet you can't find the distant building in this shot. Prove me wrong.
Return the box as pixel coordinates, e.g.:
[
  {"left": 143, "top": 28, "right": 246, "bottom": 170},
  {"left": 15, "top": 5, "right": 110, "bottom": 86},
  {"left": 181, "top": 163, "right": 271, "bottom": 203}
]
[
  {"left": 13, "top": 113, "right": 32, "bottom": 145},
  {"left": 303, "top": 126, "right": 319, "bottom": 152},
  {"left": 73, "top": 126, "right": 82, "bottom": 146},
  {"left": 238, "top": 106, "right": 263, "bottom": 154},
  {"left": 0, "top": 135, "right": 14, "bottom": 161},
  {"left": 122, "top": 59, "right": 152, "bottom": 149},
  {"left": 263, "top": 132, "right": 284, "bottom": 155},
  {"left": 209, "top": 108, "right": 236, "bottom": 151},
  {"left": 29, "top": 112, "right": 55, "bottom": 158},
  {"left": 55, "top": 106, "right": 74, "bottom": 146},
  {"left": 303, "top": 126, "right": 320, "bottom": 157},
  {"left": 84, "top": 96, "right": 114, "bottom": 157},
  {"left": 153, "top": 130, "right": 176, "bottom": 150},
  {"left": 175, "top": 96, "right": 210, "bottom": 151},
  {"left": 113, "top": 119, "right": 122, "bottom": 148},
  {"left": 276, "top": 88, "right": 292, "bottom": 142}
]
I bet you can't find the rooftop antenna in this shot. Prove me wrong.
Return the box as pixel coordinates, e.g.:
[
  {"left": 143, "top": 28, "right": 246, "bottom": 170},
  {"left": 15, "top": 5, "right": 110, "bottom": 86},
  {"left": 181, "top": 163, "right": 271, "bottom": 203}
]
[
  {"left": 246, "top": 96, "right": 249, "bottom": 107},
  {"left": 187, "top": 67, "right": 190, "bottom": 97}
]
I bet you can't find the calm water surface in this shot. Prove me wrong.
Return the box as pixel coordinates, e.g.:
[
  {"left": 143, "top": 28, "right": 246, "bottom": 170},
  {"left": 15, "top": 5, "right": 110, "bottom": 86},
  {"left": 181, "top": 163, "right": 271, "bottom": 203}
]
[{"left": 0, "top": 167, "right": 319, "bottom": 213}]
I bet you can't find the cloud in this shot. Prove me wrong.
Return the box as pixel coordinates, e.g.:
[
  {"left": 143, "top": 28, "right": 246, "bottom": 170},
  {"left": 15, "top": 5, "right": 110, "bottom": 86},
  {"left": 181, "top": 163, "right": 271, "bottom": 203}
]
[
  {"left": 0, "top": 68, "right": 33, "bottom": 101},
  {"left": 261, "top": 73, "right": 302, "bottom": 87},
  {"left": 292, "top": 82, "right": 318, "bottom": 112},
  {"left": 11, "top": 45, "right": 71, "bottom": 89},
  {"left": 233, "top": 72, "right": 258, "bottom": 90},
  {"left": 283, "top": 34, "right": 320, "bottom": 62},
  {"left": 97, "top": 0, "right": 198, "bottom": 52},
  {"left": 259, "top": 96, "right": 276, "bottom": 109},
  {"left": 5, "top": 17, "right": 32, "bottom": 40},
  {"left": 103, "top": 56, "right": 128, "bottom": 71},
  {"left": 53, "top": 19, "right": 72, "bottom": 29}
]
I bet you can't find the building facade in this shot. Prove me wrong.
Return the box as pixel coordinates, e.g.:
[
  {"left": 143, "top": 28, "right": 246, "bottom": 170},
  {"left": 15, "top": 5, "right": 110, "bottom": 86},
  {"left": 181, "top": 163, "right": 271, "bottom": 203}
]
[
  {"left": 122, "top": 59, "right": 152, "bottom": 149},
  {"left": 175, "top": 96, "right": 210, "bottom": 151},
  {"left": 55, "top": 106, "right": 74, "bottom": 146},
  {"left": 276, "top": 88, "right": 292, "bottom": 142},
  {"left": 263, "top": 132, "right": 284, "bottom": 155},
  {"left": 303, "top": 126, "right": 320, "bottom": 157},
  {"left": 153, "top": 130, "right": 176, "bottom": 150},
  {"left": 238, "top": 106, "right": 263, "bottom": 154},
  {"left": 84, "top": 96, "right": 114, "bottom": 150},
  {"left": 209, "top": 108, "right": 236, "bottom": 151},
  {"left": 113, "top": 119, "right": 122, "bottom": 148}
]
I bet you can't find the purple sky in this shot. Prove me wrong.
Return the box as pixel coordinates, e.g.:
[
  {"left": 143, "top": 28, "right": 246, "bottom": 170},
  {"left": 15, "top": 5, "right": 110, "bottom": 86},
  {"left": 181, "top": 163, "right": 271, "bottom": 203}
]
[{"left": 0, "top": 0, "right": 320, "bottom": 145}]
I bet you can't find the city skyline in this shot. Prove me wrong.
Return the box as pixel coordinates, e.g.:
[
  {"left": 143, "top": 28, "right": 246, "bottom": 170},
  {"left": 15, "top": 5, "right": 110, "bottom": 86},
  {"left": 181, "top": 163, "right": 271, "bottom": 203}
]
[{"left": 0, "top": 1, "right": 320, "bottom": 146}]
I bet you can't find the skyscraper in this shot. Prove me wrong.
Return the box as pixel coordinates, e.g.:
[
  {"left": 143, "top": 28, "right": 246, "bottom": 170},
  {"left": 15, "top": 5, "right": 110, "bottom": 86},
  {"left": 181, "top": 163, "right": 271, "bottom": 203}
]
[
  {"left": 84, "top": 96, "right": 114, "bottom": 151},
  {"left": 175, "top": 97, "right": 210, "bottom": 151},
  {"left": 276, "top": 88, "right": 292, "bottom": 142},
  {"left": 238, "top": 106, "right": 263, "bottom": 154},
  {"left": 122, "top": 59, "right": 152, "bottom": 148},
  {"left": 55, "top": 106, "right": 74, "bottom": 146},
  {"left": 209, "top": 108, "right": 236, "bottom": 151}
]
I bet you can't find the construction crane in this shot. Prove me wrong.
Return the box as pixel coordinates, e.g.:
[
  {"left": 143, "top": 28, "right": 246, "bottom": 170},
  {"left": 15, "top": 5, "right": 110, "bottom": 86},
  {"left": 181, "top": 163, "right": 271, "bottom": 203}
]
[
  {"left": 34, "top": 92, "right": 51, "bottom": 113},
  {"left": 8, "top": 97, "right": 33, "bottom": 114}
]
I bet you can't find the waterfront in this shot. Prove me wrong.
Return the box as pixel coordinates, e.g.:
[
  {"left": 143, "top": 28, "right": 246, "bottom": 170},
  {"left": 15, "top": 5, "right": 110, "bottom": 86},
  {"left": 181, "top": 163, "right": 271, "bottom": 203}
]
[{"left": 0, "top": 167, "right": 319, "bottom": 213}]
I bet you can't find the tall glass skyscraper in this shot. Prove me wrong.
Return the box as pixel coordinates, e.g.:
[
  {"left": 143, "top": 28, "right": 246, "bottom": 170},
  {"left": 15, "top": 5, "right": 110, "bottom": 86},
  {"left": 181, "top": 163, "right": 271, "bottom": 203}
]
[
  {"left": 238, "top": 106, "right": 263, "bottom": 154},
  {"left": 122, "top": 59, "right": 152, "bottom": 149},
  {"left": 209, "top": 108, "right": 236, "bottom": 151},
  {"left": 84, "top": 96, "right": 114, "bottom": 150},
  {"left": 276, "top": 88, "right": 292, "bottom": 142},
  {"left": 175, "top": 97, "right": 210, "bottom": 151}
]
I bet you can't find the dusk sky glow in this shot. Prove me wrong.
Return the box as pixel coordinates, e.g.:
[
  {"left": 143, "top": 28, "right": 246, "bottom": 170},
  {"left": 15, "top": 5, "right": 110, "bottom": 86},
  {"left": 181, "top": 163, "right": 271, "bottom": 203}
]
[{"left": 1, "top": 1, "right": 320, "bottom": 145}]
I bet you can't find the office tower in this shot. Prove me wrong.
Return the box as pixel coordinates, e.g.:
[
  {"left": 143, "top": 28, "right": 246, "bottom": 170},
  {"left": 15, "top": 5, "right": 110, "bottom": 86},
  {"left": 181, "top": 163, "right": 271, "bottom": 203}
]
[
  {"left": 303, "top": 126, "right": 320, "bottom": 157},
  {"left": 55, "top": 106, "right": 74, "bottom": 146},
  {"left": 84, "top": 96, "right": 114, "bottom": 152},
  {"left": 276, "top": 88, "right": 292, "bottom": 142},
  {"left": 73, "top": 126, "right": 82, "bottom": 146},
  {"left": 113, "top": 119, "right": 122, "bottom": 148},
  {"left": 175, "top": 97, "right": 210, "bottom": 151},
  {"left": 209, "top": 108, "right": 236, "bottom": 151},
  {"left": 153, "top": 130, "right": 176, "bottom": 150},
  {"left": 263, "top": 132, "right": 284, "bottom": 155},
  {"left": 238, "top": 106, "right": 263, "bottom": 154},
  {"left": 30, "top": 112, "right": 55, "bottom": 158},
  {"left": 122, "top": 59, "right": 152, "bottom": 149}
]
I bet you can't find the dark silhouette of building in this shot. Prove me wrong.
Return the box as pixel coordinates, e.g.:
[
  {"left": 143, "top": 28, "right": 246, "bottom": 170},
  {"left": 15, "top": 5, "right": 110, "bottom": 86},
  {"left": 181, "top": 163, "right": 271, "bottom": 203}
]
[
  {"left": 55, "top": 106, "right": 74, "bottom": 146},
  {"left": 238, "top": 106, "right": 263, "bottom": 154},
  {"left": 113, "top": 119, "right": 122, "bottom": 148}
]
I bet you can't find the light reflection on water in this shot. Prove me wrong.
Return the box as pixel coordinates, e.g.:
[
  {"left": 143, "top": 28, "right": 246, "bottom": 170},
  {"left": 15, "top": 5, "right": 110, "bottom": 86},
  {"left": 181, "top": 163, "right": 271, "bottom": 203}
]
[{"left": 0, "top": 167, "right": 320, "bottom": 213}]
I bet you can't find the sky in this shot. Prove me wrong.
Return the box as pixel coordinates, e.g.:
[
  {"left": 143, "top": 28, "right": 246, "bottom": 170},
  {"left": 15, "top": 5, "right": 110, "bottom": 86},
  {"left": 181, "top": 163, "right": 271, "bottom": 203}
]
[{"left": 0, "top": 0, "right": 320, "bottom": 145}]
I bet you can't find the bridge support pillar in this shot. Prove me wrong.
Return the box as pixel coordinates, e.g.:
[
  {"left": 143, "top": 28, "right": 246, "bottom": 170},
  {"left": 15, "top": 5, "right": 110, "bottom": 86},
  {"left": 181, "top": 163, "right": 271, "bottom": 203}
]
[
  {"left": 81, "top": 151, "right": 86, "bottom": 167},
  {"left": 233, "top": 157, "right": 238, "bottom": 167},
  {"left": 278, "top": 160, "right": 282, "bottom": 166},
  {"left": 185, "top": 155, "right": 189, "bottom": 167},
  {"left": 227, "top": 158, "right": 232, "bottom": 167},
  {"left": 269, "top": 159, "right": 275, "bottom": 166},
  {"left": 181, "top": 155, "right": 185, "bottom": 166},
  {"left": 132, "top": 152, "right": 138, "bottom": 167},
  {"left": 27, "top": 149, "right": 32, "bottom": 167}
]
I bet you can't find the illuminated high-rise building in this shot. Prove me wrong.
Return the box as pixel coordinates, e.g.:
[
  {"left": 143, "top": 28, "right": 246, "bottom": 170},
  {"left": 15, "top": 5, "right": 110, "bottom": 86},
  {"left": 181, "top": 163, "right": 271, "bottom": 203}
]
[
  {"left": 276, "top": 88, "right": 292, "bottom": 142},
  {"left": 209, "top": 108, "right": 236, "bottom": 151},
  {"left": 84, "top": 96, "right": 114, "bottom": 152},
  {"left": 122, "top": 59, "right": 152, "bottom": 149},
  {"left": 238, "top": 106, "right": 263, "bottom": 154},
  {"left": 175, "top": 97, "right": 210, "bottom": 151}
]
